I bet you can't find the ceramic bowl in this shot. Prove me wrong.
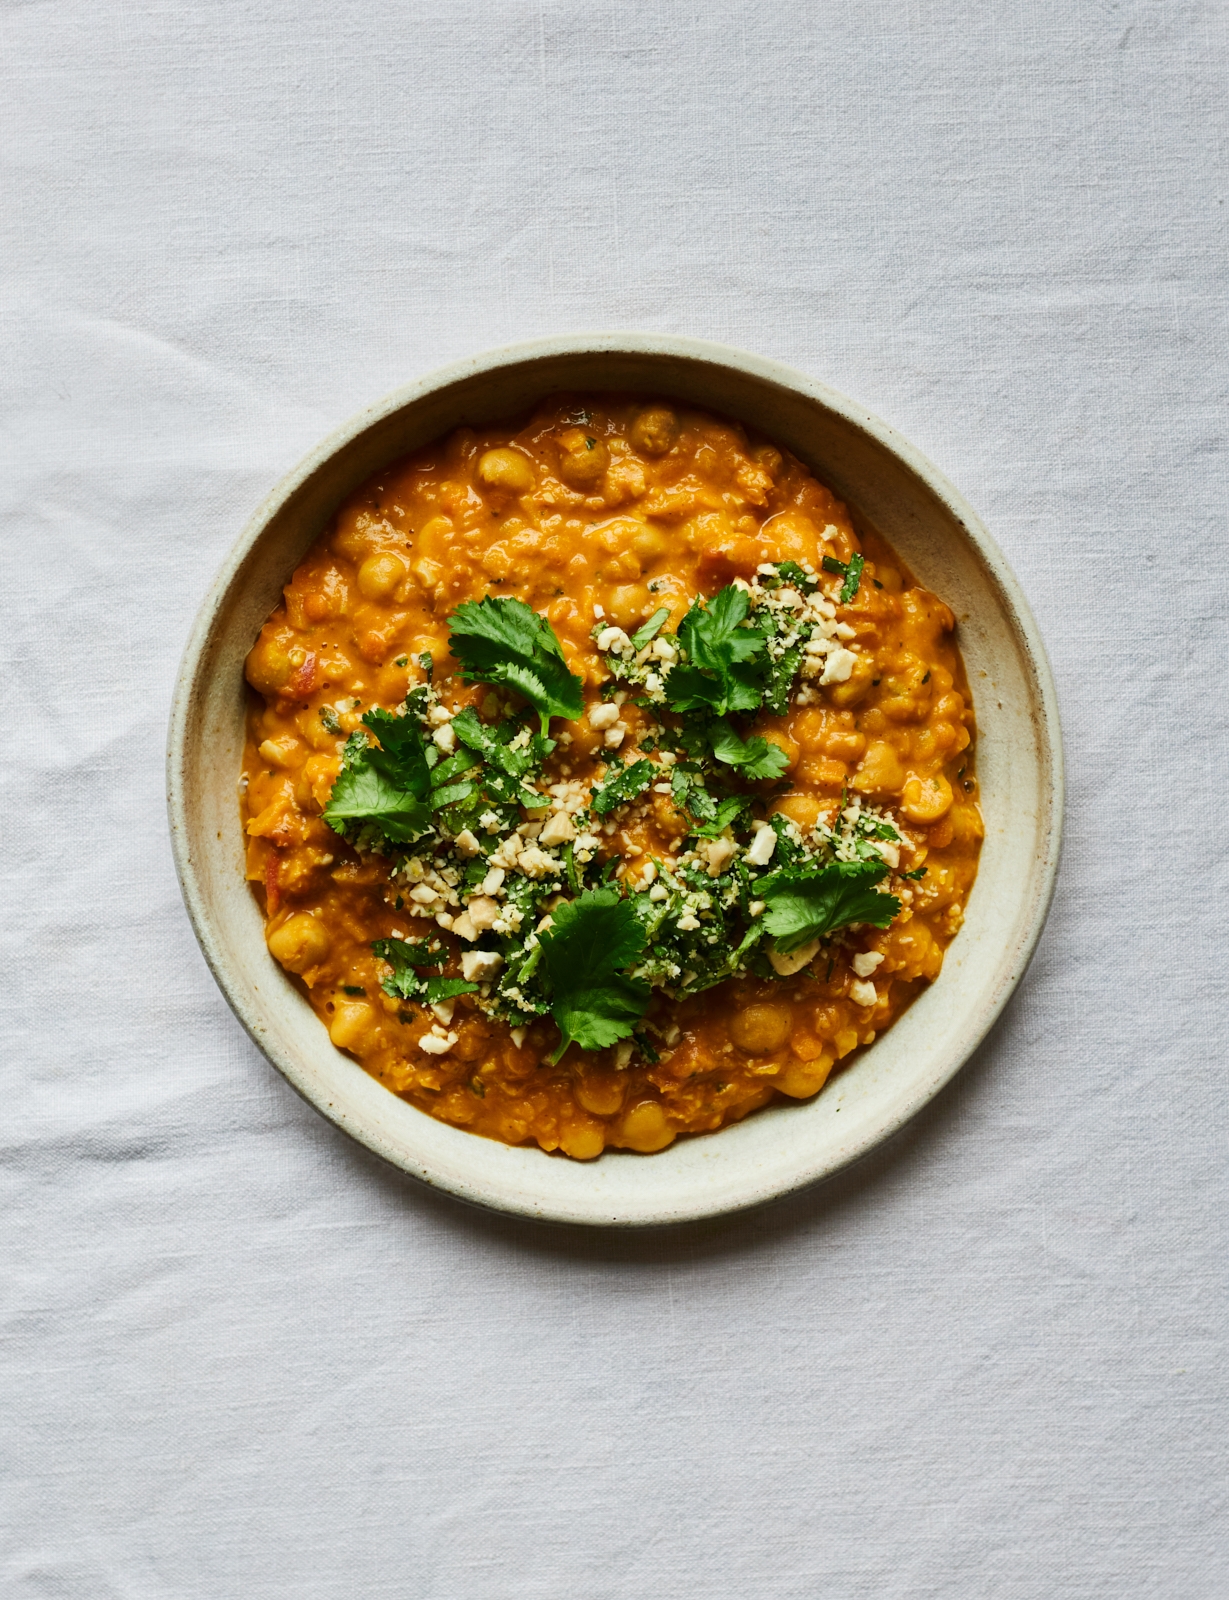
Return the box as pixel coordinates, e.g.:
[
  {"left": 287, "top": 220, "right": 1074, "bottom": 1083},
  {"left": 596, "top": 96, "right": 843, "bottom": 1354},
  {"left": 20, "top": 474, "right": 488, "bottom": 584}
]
[{"left": 167, "top": 333, "right": 1062, "bottom": 1227}]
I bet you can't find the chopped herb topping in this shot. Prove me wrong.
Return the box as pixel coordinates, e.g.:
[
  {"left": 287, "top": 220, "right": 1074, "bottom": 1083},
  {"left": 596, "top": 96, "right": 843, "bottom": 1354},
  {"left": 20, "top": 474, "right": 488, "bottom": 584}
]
[
  {"left": 822, "top": 552, "right": 865, "bottom": 603},
  {"left": 372, "top": 935, "right": 446, "bottom": 999},
  {"left": 591, "top": 758, "right": 655, "bottom": 815},
  {"left": 311, "top": 558, "right": 924, "bottom": 1065}
]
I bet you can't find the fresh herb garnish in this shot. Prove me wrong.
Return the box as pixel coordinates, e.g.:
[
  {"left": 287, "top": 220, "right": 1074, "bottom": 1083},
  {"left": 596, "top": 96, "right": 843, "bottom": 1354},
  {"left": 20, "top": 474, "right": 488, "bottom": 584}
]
[
  {"left": 319, "top": 705, "right": 342, "bottom": 734},
  {"left": 423, "top": 975, "right": 480, "bottom": 1004},
  {"left": 322, "top": 711, "right": 434, "bottom": 843},
  {"left": 690, "top": 795, "right": 750, "bottom": 837},
  {"left": 591, "top": 758, "right": 655, "bottom": 815},
  {"left": 372, "top": 937, "right": 478, "bottom": 1005},
  {"left": 448, "top": 596, "right": 584, "bottom": 734},
  {"left": 706, "top": 719, "right": 790, "bottom": 780},
  {"left": 758, "top": 560, "right": 817, "bottom": 594},
  {"left": 665, "top": 586, "right": 766, "bottom": 717},
  {"left": 372, "top": 935, "right": 445, "bottom": 999},
  {"left": 902, "top": 867, "right": 928, "bottom": 880},
  {"left": 760, "top": 862, "right": 900, "bottom": 953},
  {"left": 538, "top": 888, "right": 651, "bottom": 1062},
  {"left": 630, "top": 607, "right": 671, "bottom": 651},
  {"left": 821, "top": 552, "right": 865, "bottom": 603}
]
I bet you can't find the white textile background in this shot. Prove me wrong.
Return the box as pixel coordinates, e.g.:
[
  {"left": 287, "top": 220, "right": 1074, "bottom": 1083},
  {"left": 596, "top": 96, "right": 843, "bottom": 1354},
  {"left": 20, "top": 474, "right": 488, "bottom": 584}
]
[{"left": 2, "top": 3, "right": 1226, "bottom": 1596}]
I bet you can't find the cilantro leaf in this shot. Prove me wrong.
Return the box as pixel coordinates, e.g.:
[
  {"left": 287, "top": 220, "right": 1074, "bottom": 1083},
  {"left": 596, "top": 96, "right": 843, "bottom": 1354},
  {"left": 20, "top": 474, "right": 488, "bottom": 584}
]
[
  {"left": 822, "top": 552, "right": 865, "bottom": 603},
  {"left": 690, "top": 795, "right": 750, "bottom": 837},
  {"left": 670, "top": 763, "right": 718, "bottom": 821},
  {"left": 706, "top": 719, "right": 791, "bottom": 780},
  {"left": 760, "top": 862, "right": 900, "bottom": 954},
  {"left": 450, "top": 706, "right": 547, "bottom": 780},
  {"left": 430, "top": 747, "right": 481, "bottom": 788},
  {"left": 448, "top": 597, "right": 584, "bottom": 734},
  {"left": 666, "top": 586, "right": 766, "bottom": 718},
  {"left": 372, "top": 935, "right": 444, "bottom": 1000},
  {"left": 630, "top": 607, "right": 671, "bottom": 651},
  {"left": 423, "top": 975, "right": 479, "bottom": 1003},
  {"left": 322, "top": 710, "right": 435, "bottom": 843},
  {"left": 591, "top": 758, "right": 655, "bottom": 815},
  {"left": 539, "top": 888, "right": 651, "bottom": 1062},
  {"left": 361, "top": 708, "right": 432, "bottom": 792}
]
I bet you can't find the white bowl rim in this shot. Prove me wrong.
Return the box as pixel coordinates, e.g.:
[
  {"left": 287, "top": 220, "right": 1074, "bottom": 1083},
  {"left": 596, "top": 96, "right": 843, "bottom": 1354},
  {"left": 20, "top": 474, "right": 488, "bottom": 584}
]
[{"left": 167, "top": 331, "right": 1064, "bottom": 1226}]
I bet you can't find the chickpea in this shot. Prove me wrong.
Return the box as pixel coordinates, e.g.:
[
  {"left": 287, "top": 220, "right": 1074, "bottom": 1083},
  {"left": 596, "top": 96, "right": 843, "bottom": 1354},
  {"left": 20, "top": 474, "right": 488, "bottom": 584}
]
[
  {"left": 790, "top": 707, "right": 826, "bottom": 750},
  {"left": 607, "top": 583, "right": 652, "bottom": 630},
  {"left": 826, "top": 656, "right": 876, "bottom": 708},
  {"left": 607, "top": 549, "right": 642, "bottom": 581},
  {"left": 933, "top": 690, "right": 965, "bottom": 723},
  {"left": 631, "top": 524, "right": 670, "bottom": 564},
  {"left": 834, "top": 1027, "right": 860, "bottom": 1059},
  {"left": 900, "top": 773, "right": 954, "bottom": 824},
  {"left": 482, "top": 543, "right": 513, "bottom": 580},
  {"left": 412, "top": 556, "right": 444, "bottom": 589},
  {"left": 267, "top": 913, "right": 330, "bottom": 974},
  {"left": 630, "top": 405, "right": 679, "bottom": 456},
  {"left": 575, "top": 1067, "right": 627, "bottom": 1117},
  {"left": 618, "top": 1099, "right": 675, "bottom": 1153},
  {"left": 295, "top": 753, "right": 341, "bottom": 813},
  {"left": 729, "top": 1003, "right": 793, "bottom": 1055},
  {"left": 947, "top": 801, "right": 985, "bottom": 847},
  {"left": 759, "top": 510, "right": 821, "bottom": 568},
  {"left": 556, "top": 427, "right": 609, "bottom": 487},
  {"left": 415, "top": 515, "right": 454, "bottom": 563},
  {"left": 245, "top": 634, "right": 293, "bottom": 696},
  {"left": 329, "top": 999, "right": 376, "bottom": 1051},
  {"left": 852, "top": 739, "right": 906, "bottom": 795},
  {"left": 477, "top": 447, "right": 535, "bottom": 495},
  {"left": 257, "top": 736, "right": 304, "bottom": 770},
  {"left": 331, "top": 509, "right": 383, "bottom": 563},
  {"left": 558, "top": 1119, "right": 606, "bottom": 1161},
  {"left": 356, "top": 551, "right": 407, "bottom": 601},
  {"left": 683, "top": 509, "right": 735, "bottom": 555},
  {"left": 776, "top": 1055, "right": 835, "bottom": 1099},
  {"left": 823, "top": 718, "right": 866, "bottom": 763},
  {"left": 771, "top": 792, "right": 822, "bottom": 831}
]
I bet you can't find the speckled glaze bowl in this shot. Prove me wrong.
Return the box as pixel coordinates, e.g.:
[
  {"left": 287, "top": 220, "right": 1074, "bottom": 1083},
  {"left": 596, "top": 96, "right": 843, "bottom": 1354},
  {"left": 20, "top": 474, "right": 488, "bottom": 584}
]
[{"left": 167, "top": 334, "right": 1062, "bottom": 1227}]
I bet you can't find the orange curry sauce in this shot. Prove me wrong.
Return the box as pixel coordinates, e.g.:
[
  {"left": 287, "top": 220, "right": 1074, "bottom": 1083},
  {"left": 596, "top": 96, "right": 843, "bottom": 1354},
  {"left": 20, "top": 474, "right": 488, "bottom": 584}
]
[{"left": 241, "top": 397, "right": 982, "bottom": 1158}]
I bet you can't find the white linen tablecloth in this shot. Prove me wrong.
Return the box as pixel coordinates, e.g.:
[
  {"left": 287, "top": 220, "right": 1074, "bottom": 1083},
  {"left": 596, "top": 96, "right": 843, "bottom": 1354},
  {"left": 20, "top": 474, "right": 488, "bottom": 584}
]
[{"left": 2, "top": 3, "right": 1226, "bottom": 1595}]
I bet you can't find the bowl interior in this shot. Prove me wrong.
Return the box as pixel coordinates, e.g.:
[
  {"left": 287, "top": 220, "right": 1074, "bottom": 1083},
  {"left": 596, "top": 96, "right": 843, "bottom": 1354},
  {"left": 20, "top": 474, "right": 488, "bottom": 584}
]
[{"left": 168, "top": 337, "right": 1061, "bottom": 1226}]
